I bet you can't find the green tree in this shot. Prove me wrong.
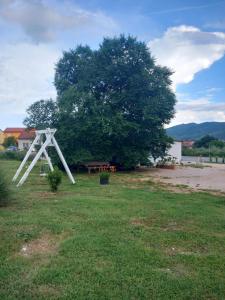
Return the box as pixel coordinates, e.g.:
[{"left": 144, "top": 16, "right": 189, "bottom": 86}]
[
  {"left": 194, "top": 135, "right": 218, "bottom": 148},
  {"left": 54, "top": 36, "right": 176, "bottom": 168},
  {"left": 3, "top": 136, "right": 17, "bottom": 148},
  {"left": 210, "top": 140, "right": 225, "bottom": 148},
  {"left": 23, "top": 99, "right": 58, "bottom": 129}
]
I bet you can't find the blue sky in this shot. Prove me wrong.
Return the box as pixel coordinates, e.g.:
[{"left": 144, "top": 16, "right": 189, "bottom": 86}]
[{"left": 0, "top": 0, "right": 225, "bottom": 129}]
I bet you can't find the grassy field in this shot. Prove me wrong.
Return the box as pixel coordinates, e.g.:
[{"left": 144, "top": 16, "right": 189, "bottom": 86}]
[{"left": 1, "top": 160, "right": 225, "bottom": 299}]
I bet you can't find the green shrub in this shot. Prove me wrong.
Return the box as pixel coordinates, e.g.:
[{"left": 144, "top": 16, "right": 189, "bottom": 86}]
[
  {"left": 182, "top": 146, "right": 225, "bottom": 158},
  {"left": 47, "top": 168, "right": 62, "bottom": 192},
  {"left": 0, "top": 168, "right": 11, "bottom": 206},
  {"left": 0, "top": 151, "right": 35, "bottom": 161},
  {"left": 99, "top": 172, "right": 110, "bottom": 180},
  {"left": 0, "top": 151, "right": 17, "bottom": 160},
  {"left": 99, "top": 172, "right": 110, "bottom": 185}
]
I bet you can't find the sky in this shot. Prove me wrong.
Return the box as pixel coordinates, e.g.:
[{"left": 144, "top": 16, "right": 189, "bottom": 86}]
[{"left": 0, "top": 0, "right": 225, "bottom": 129}]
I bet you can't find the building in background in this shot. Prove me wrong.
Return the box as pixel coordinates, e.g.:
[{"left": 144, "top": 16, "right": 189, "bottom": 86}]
[
  {"left": 18, "top": 130, "right": 35, "bottom": 151},
  {"left": 149, "top": 141, "right": 182, "bottom": 165},
  {"left": 167, "top": 141, "right": 182, "bottom": 163},
  {"left": 3, "top": 128, "right": 25, "bottom": 142},
  {"left": 0, "top": 129, "right": 4, "bottom": 151},
  {"left": 182, "top": 140, "right": 194, "bottom": 149},
  {"left": 0, "top": 129, "right": 4, "bottom": 145},
  {"left": 2, "top": 128, "right": 35, "bottom": 150}
]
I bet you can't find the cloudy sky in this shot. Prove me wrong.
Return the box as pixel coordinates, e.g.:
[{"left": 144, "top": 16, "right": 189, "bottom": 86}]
[{"left": 0, "top": 0, "right": 225, "bottom": 129}]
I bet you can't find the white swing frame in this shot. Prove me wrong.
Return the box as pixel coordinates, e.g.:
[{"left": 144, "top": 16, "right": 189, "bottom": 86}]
[{"left": 12, "top": 128, "right": 75, "bottom": 187}]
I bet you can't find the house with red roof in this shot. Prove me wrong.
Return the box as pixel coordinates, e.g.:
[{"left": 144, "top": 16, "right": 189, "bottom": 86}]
[
  {"left": 3, "top": 128, "right": 36, "bottom": 150},
  {"left": 4, "top": 128, "right": 25, "bottom": 140},
  {"left": 182, "top": 140, "right": 194, "bottom": 149},
  {"left": 0, "top": 129, "right": 4, "bottom": 150},
  {"left": 18, "top": 129, "right": 36, "bottom": 150}
]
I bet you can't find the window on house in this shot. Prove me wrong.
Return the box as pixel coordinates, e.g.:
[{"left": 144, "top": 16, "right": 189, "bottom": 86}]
[{"left": 23, "top": 142, "right": 29, "bottom": 150}]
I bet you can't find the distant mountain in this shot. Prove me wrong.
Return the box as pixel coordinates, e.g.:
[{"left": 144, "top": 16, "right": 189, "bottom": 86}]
[{"left": 167, "top": 122, "right": 225, "bottom": 140}]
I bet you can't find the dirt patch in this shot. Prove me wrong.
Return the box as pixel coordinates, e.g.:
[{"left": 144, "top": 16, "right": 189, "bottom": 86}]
[
  {"left": 165, "top": 246, "right": 204, "bottom": 257},
  {"left": 119, "top": 172, "right": 193, "bottom": 193},
  {"left": 38, "top": 284, "right": 63, "bottom": 298},
  {"left": 38, "top": 192, "right": 57, "bottom": 198},
  {"left": 142, "top": 164, "right": 225, "bottom": 194},
  {"left": 20, "top": 234, "right": 59, "bottom": 257},
  {"left": 130, "top": 177, "right": 154, "bottom": 183},
  {"left": 157, "top": 264, "right": 189, "bottom": 277},
  {"left": 158, "top": 182, "right": 192, "bottom": 194},
  {"left": 122, "top": 184, "right": 143, "bottom": 190},
  {"left": 33, "top": 191, "right": 76, "bottom": 199},
  {"left": 162, "top": 221, "right": 184, "bottom": 232},
  {"left": 172, "top": 263, "right": 189, "bottom": 277},
  {"left": 131, "top": 218, "right": 147, "bottom": 227},
  {"left": 130, "top": 217, "right": 158, "bottom": 228}
]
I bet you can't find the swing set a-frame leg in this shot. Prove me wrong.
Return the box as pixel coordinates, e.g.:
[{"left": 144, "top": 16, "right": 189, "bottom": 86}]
[
  {"left": 52, "top": 136, "right": 75, "bottom": 184},
  {"left": 17, "top": 136, "right": 52, "bottom": 187},
  {"left": 12, "top": 134, "right": 40, "bottom": 182}
]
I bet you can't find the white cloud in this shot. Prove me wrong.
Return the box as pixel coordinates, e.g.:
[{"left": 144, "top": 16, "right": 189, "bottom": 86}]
[
  {"left": 0, "top": 0, "right": 118, "bottom": 43},
  {"left": 172, "top": 108, "right": 225, "bottom": 126},
  {"left": 0, "top": 42, "right": 60, "bottom": 118},
  {"left": 148, "top": 25, "right": 225, "bottom": 89},
  {"left": 0, "top": 1, "right": 119, "bottom": 128},
  {"left": 169, "top": 96, "right": 225, "bottom": 126},
  {"left": 148, "top": 25, "right": 225, "bottom": 126},
  {"left": 177, "top": 99, "right": 225, "bottom": 112}
]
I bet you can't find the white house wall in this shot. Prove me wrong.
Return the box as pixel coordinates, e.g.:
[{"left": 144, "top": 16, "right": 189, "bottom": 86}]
[
  {"left": 149, "top": 141, "right": 182, "bottom": 165},
  {"left": 18, "top": 139, "right": 33, "bottom": 151},
  {"left": 167, "top": 141, "right": 182, "bottom": 163}
]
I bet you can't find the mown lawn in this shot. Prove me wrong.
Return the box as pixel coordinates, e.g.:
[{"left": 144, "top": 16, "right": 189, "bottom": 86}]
[{"left": 0, "top": 160, "right": 225, "bottom": 299}]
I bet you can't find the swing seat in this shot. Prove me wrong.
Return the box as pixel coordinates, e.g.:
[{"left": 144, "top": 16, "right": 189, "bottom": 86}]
[{"left": 40, "top": 163, "right": 50, "bottom": 176}]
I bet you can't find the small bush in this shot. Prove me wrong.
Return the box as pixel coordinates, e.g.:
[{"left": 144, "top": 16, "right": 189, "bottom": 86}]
[
  {"left": 99, "top": 172, "right": 110, "bottom": 185},
  {"left": 99, "top": 172, "right": 110, "bottom": 180},
  {"left": 0, "top": 168, "right": 11, "bottom": 206},
  {"left": 47, "top": 168, "right": 62, "bottom": 192}
]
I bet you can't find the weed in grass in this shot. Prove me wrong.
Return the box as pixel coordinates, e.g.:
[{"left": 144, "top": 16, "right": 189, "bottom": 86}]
[{"left": 16, "top": 232, "right": 36, "bottom": 242}]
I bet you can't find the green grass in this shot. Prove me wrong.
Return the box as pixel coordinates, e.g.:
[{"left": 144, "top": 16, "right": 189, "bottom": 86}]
[{"left": 1, "top": 160, "right": 225, "bottom": 299}]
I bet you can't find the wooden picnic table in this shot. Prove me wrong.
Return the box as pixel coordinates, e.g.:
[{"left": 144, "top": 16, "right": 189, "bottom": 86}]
[{"left": 84, "top": 161, "right": 116, "bottom": 174}]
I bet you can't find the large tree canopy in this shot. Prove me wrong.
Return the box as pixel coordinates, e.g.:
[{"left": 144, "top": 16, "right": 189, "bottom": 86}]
[
  {"left": 24, "top": 99, "right": 58, "bottom": 130},
  {"left": 24, "top": 35, "right": 176, "bottom": 168},
  {"left": 54, "top": 36, "right": 176, "bottom": 168}
]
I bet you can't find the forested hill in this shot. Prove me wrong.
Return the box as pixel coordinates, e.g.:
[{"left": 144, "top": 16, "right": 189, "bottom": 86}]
[{"left": 167, "top": 122, "right": 225, "bottom": 140}]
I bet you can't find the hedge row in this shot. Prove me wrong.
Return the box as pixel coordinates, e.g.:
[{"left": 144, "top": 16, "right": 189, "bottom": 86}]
[{"left": 0, "top": 151, "right": 35, "bottom": 161}]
